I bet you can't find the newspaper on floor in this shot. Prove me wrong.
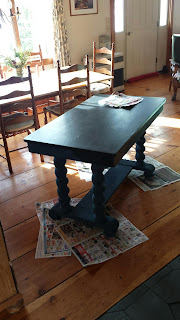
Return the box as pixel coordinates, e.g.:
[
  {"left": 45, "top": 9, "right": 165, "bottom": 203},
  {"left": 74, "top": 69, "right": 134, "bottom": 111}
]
[
  {"left": 56, "top": 203, "right": 148, "bottom": 267},
  {"left": 75, "top": 161, "right": 109, "bottom": 182},
  {"left": 35, "top": 198, "right": 81, "bottom": 258},
  {"left": 128, "top": 155, "right": 180, "bottom": 191},
  {"left": 98, "top": 92, "right": 143, "bottom": 108},
  {"left": 35, "top": 199, "right": 148, "bottom": 266}
]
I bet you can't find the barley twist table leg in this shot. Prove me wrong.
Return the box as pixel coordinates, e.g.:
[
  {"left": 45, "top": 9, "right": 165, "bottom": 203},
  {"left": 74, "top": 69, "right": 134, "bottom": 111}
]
[
  {"left": 91, "top": 164, "right": 106, "bottom": 224},
  {"left": 49, "top": 157, "right": 71, "bottom": 220},
  {"left": 91, "top": 164, "right": 119, "bottom": 237},
  {"left": 135, "top": 132, "right": 155, "bottom": 177}
]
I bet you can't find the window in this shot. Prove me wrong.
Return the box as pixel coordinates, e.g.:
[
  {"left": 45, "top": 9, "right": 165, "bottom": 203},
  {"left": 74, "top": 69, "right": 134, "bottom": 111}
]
[
  {"left": 0, "top": 0, "right": 55, "bottom": 59},
  {"left": 160, "top": 0, "right": 168, "bottom": 26},
  {"left": 17, "top": 0, "right": 54, "bottom": 58},
  {"left": 115, "top": 0, "right": 124, "bottom": 33},
  {"left": 0, "top": 0, "right": 16, "bottom": 58}
]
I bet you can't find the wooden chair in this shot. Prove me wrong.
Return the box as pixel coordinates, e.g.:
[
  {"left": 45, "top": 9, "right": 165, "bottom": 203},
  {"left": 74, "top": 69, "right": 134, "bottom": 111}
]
[
  {"left": 28, "top": 44, "right": 57, "bottom": 111},
  {"left": 0, "top": 65, "right": 43, "bottom": 174},
  {"left": 28, "top": 44, "right": 44, "bottom": 72},
  {"left": 43, "top": 55, "right": 90, "bottom": 124},
  {"left": 169, "top": 59, "right": 180, "bottom": 91},
  {"left": 90, "top": 41, "right": 115, "bottom": 95}
]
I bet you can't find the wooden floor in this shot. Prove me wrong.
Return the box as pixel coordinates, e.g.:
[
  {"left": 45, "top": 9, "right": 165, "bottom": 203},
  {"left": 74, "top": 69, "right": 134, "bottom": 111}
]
[{"left": 0, "top": 74, "right": 180, "bottom": 320}]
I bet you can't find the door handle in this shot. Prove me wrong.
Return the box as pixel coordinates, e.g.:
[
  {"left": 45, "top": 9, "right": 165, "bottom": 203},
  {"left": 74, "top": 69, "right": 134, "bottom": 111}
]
[{"left": 127, "top": 32, "right": 132, "bottom": 36}]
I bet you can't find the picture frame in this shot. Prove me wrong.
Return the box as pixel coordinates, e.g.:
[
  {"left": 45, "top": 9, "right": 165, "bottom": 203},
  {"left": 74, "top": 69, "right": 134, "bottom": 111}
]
[{"left": 69, "top": 0, "right": 98, "bottom": 16}]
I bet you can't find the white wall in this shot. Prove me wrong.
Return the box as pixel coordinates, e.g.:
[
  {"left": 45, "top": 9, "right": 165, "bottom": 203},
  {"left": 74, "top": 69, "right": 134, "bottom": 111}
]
[
  {"left": 173, "top": 0, "right": 180, "bottom": 34},
  {"left": 63, "top": 0, "right": 178, "bottom": 73},
  {"left": 63, "top": 0, "right": 110, "bottom": 64}
]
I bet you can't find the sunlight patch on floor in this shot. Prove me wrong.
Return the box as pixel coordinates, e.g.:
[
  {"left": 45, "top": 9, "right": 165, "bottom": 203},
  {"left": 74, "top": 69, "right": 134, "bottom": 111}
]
[
  {"left": 154, "top": 117, "right": 180, "bottom": 129},
  {"left": 41, "top": 163, "right": 54, "bottom": 169},
  {"left": 146, "top": 137, "right": 166, "bottom": 144},
  {"left": 127, "top": 136, "right": 168, "bottom": 156},
  {"left": 40, "top": 162, "right": 79, "bottom": 175}
]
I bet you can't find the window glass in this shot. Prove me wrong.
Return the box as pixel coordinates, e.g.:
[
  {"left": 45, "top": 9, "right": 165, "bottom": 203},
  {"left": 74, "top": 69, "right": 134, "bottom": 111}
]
[
  {"left": 0, "top": 0, "right": 55, "bottom": 60},
  {"left": 115, "top": 0, "right": 124, "bottom": 33},
  {"left": 160, "top": 0, "right": 168, "bottom": 26},
  {"left": 0, "top": 0, "right": 16, "bottom": 59},
  {"left": 17, "top": 0, "right": 55, "bottom": 58}
]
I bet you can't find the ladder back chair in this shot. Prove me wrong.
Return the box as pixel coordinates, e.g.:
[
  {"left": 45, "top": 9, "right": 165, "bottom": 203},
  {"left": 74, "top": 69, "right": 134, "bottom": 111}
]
[
  {"left": 43, "top": 55, "right": 90, "bottom": 124},
  {"left": 28, "top": 44, "right": 53, "bottom": 112},
  {"left": 28, "top": 44, "right": 44, "bottom": 72},
  {"left": 0, "top": 65, "right": 43, "bottom": 174},
  {"left": 169, "top": 59, "right": 180, "bottom": 92},
  {"left": 90, "top": 41, "right": 115, "bottom": 95}
]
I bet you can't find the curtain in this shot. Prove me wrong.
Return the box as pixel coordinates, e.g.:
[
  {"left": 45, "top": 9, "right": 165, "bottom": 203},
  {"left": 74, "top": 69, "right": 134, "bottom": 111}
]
[{"left": 53, "top": 0, "right": 71, "bottom": 67}]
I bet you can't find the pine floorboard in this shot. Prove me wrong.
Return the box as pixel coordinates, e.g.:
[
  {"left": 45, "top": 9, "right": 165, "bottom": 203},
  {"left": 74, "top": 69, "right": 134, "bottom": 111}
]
[{"left": 0, "top": 74, "right": 180, "bottom": 320}]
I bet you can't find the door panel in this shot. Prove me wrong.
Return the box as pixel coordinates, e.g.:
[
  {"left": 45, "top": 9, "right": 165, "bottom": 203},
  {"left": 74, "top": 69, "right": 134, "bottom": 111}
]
[{"left": 126, "top": 0, "right": 159, "bottom": 79}]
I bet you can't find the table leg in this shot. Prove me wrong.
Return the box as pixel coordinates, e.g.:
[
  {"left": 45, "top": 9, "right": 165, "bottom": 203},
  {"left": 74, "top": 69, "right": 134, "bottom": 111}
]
[
  {"left": 135, "top": 132, "right": 155, "bottom": 177},
  {"left": 91, "top": 164, "right": 119, "bottom": 237},
  {"left": 49, "top": 157, "right": 71, "bottom": 220},
  {"left": 49, "top": 158, "right": 119, "bottom": 237}
]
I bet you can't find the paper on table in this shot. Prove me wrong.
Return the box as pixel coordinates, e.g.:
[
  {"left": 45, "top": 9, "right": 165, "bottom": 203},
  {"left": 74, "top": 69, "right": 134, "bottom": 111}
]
[{"left": 98, "top": 92, "right": 143, "bottom": 108}]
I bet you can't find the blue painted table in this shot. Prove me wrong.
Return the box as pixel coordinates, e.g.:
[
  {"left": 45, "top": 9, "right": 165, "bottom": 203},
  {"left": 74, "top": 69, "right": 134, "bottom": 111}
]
[{"left": 25, "top": 95, "right": 166, "bottom": 236}]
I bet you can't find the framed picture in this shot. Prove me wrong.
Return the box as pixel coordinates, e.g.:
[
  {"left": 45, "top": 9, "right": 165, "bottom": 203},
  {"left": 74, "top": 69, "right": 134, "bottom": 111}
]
[{"left": 69, "top": 0, "right": 98, "bottom": 16}]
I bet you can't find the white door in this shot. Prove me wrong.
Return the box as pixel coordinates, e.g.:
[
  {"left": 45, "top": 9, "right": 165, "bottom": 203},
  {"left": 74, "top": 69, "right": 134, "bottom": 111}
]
[{"left": 126, "top": 0, "right": 159, "bottom": 80}]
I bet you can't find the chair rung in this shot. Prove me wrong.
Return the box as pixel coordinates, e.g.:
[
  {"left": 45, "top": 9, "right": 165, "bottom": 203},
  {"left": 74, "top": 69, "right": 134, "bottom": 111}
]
[
  {"left": 9, "top": 146, "right": 28, "bottom": 153},
  {"left": 0, "top": 154, "right": 7, "bottom": 160}
]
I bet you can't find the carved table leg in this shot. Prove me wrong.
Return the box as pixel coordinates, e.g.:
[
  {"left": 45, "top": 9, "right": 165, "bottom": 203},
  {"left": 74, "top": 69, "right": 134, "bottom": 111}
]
[
  {"left": 135, "top": 132, "right": 155, "bottom": 177},
  {"left": 49, "top": 159, "right": 119, "bottom": 237},
  {"left": 49, "top": 157, "right": 71, "bottom": 220},
  {"left": 91, "top": 164, "right": 119, "bottom": 237}
]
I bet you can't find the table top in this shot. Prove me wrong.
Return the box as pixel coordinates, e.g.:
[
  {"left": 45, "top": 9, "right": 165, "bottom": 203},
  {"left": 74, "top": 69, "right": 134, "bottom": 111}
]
[
  {"left": 0, "top": 69, "right": 113, "bottom": 108},
  {"left": 25, "top": 95, "right": 166, "bottom": 167}
]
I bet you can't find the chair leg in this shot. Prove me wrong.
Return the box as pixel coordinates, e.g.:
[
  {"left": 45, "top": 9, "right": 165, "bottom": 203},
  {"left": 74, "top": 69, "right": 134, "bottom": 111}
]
[
  {"left": 44, "top": 108, "right": 48, "bottom": 125},
  {"left": 169, "top": 76, "right": 172, "bottom": 91},
  {"left": 0, "top": 111, "right": 13, "bottom": 174},
  {"left": 172, "top": 77, "right": 178, "bottom": 101},
  {"left": 40, "top": 154, "right": 44, "bottom": 162},
  {"left": 2, "top": 135, "right": 13, "bottom": 174},
  {"left": 47, "top": 99, "right": 52, "bottom": 118}
]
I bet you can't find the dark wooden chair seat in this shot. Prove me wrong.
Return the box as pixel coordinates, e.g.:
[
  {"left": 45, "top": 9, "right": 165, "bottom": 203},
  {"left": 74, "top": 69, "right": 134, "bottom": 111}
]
[{"left": 0, "top": 112, "right": 34, "bottom": 133}]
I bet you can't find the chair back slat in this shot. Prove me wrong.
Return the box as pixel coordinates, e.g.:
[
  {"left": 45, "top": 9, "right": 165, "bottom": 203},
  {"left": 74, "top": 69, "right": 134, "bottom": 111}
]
[
  {"left": 96, "top": 68, "right": 111, "bottom": 76},
  {"left": 63, "top": 88, "right": 88, "bottom": 100},
  {"left": 28, "top": 44, "right": 44, "bottom": 71},
  {"left": 0, "top": 100, "right": 32, "bottom": 113},
  {"left": 92, "top": 41, "right": 115, "bottom": 93},
  {"left": 62, "top": 77, "right": 88, "bottom": 87},
  {"left": 61, "top": 64, "right": 79, "bottom": 73},
  {"left": 57, "top": 55, "right": 90, "bottom": 114},
  {"left": 95, "top": 58, "right": 112, "bottom": 65},
  {"left": 0, "top": 76, "right": 29, "bottom": 86},
  {"left": 29, "top": 52, "right": 41, "bottom": 56},
  {"left": 96, "top": 47, "right": 112, "bottom": 55},
  {"left": 0, "top": 90, "right": 31, "bottom": 101}
]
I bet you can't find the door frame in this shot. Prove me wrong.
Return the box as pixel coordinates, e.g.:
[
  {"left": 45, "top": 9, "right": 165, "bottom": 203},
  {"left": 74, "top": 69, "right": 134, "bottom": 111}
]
[{"left": 110, "top": 0, "right": 174, "bottom": 72}]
